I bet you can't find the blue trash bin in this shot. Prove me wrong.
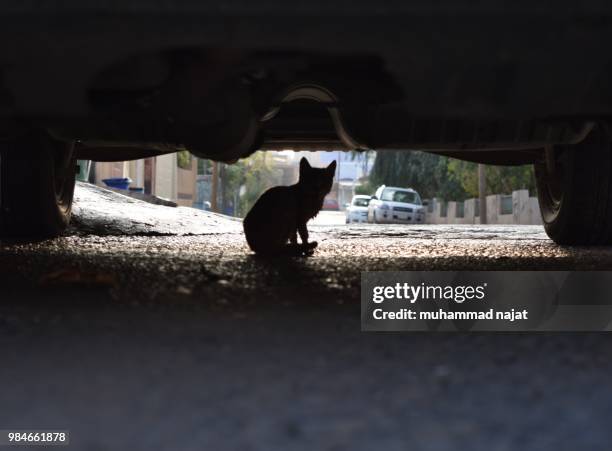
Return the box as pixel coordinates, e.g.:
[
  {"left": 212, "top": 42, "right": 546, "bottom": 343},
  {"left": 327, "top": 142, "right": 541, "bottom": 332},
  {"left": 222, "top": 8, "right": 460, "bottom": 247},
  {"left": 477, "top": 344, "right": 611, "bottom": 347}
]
[{"left": 102, "top": 178, "right": 132, "bottom": 190}]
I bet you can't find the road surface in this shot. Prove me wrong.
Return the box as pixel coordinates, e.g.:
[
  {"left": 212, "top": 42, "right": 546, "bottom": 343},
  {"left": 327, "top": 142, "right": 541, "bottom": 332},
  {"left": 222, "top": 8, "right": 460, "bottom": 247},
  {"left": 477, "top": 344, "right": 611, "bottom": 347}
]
[
  {"left": 310, "top": 210, "right": 346, "bottom": 225},
  {"left": 1, "top": 183, "right": 612, "bottom": 451}
]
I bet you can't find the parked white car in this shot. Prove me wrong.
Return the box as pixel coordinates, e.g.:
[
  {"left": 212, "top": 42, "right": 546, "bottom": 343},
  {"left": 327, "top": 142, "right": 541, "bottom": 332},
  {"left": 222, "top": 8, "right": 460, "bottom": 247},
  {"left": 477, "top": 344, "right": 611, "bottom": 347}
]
[
  {"left": 345, "top": 195, "right": 371, "bottom": 224},
  {"left": 368, "top": 185, "right": 425, "bottom": 224}
]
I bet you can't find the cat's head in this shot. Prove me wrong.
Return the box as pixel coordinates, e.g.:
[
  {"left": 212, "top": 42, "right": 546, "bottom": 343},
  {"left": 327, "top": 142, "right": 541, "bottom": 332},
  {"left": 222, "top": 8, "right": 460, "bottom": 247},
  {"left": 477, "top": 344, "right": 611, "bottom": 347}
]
[{"left": 299, "top": 157, "right": 336, "bottom": 198}]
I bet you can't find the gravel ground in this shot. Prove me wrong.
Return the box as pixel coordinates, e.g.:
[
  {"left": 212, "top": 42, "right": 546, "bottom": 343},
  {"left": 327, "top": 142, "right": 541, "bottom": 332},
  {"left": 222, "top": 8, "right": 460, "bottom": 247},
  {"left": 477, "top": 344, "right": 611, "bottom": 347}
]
[{"left": 1, "top": 183, "right": 611, "bottom": 451}]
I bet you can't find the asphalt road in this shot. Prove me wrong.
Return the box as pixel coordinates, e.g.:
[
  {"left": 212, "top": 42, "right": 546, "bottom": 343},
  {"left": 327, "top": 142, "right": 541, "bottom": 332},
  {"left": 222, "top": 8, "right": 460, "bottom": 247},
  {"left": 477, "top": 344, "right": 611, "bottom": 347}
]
[{"left": 1, "top": 183, "right": 612, "bottom": 451}]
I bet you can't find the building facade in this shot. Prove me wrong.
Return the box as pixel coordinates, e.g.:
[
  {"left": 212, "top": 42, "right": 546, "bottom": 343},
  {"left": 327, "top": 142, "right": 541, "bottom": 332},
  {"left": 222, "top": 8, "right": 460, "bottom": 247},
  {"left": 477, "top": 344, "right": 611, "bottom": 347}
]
[{"left": 93, "top": 153, "right": 198, "bottom": 207}]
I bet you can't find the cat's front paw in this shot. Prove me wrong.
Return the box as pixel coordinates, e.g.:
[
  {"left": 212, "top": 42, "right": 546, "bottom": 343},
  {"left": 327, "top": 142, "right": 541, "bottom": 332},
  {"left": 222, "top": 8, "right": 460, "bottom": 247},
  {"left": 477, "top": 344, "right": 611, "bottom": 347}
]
[{"left": 299, "top": 241, "right": 317, "bottom": 256}]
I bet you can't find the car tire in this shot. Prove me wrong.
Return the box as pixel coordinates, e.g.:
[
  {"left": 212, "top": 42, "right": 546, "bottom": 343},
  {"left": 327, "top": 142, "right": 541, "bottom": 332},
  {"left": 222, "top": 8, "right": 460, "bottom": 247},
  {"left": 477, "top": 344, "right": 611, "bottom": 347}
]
[
  {"left": 0, "top": 132, "right": 76, "bottom": 237},
  {"left": 534, "top": 123, "right": 612, "bottom": 245}
]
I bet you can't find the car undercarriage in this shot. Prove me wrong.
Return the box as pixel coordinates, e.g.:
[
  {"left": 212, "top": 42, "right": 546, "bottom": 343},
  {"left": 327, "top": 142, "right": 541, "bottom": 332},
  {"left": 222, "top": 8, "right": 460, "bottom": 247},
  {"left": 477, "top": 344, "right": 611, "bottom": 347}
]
[{"left": 2, "top": 2, "right": 612, "bottom": 243}]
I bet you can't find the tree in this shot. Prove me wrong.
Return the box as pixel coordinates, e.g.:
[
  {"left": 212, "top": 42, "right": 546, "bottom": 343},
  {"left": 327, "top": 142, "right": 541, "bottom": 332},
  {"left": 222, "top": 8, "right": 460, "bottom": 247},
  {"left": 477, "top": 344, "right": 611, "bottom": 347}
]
[
  {"left": 370, "top": 151, "right": 465, "bottom": 199},
  {"left": 198, "top": 152, "right": 285, "bottom": 217},
  {"left": 176, "top": 150, "right": 192, "bottom": 169},
  {"left": 237, "top": 152, "right": 280, "bottom": 217},
  {"left": 447, "top": 159, "right": 535, "bottom": 198},
  {"left": 355, "top": 179, "right": 376, "bottom": 196},
  {"left": 220, "top": 162, "right": 248, "bottom": 214},
  {"left": 370, "top": 150, "right": 536, "bottom": 201}
]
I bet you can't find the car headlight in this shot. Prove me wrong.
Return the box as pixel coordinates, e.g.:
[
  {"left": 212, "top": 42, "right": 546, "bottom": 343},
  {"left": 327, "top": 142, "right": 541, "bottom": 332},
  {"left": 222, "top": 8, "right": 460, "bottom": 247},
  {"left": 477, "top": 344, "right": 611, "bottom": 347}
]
[{"left": 379, "top": 203, "right": 390, "bottom": 210}]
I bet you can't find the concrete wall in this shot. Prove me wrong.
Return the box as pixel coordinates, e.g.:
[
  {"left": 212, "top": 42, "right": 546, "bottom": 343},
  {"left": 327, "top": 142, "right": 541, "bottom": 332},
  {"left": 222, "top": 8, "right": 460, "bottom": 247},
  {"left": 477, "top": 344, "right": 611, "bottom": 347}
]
[
  {"left": 95, "top": 153, "right": 197, "bottom": 206},
  {"left": 94, "top": 161, "right": 127, "bottom": 184},
  {"left": 129, "top": 159, "right": 145, "bottom": 189},
  {"left": 425, "top": 190, "right": 543, "bottom": 225},
  {"left": 176, "top": 159, "right": 197, "bottom": 207},
  {"left": 96, "top": 161, "right": 146, "bottom": 188},
  {"left": 153, "top": 153, "right": 177, "bottom": 202}
]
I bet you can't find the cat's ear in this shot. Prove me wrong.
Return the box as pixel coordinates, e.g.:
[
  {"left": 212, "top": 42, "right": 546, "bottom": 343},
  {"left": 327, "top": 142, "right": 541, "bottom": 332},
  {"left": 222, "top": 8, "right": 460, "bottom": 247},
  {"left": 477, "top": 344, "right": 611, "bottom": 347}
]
[
  {"left": 327, "top": 160, "right": 337, "bottom": 176},
  {"left": 299, "top": 157, "right": 311, "bottom": 176}
]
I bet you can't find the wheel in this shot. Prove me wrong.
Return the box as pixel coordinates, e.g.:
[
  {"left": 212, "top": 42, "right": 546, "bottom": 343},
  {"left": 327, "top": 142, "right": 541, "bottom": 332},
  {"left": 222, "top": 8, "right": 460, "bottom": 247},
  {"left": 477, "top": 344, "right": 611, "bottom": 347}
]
[
  {"left": 372, "top": 211, "right": 378, "bottom": 224},
  {"left": 535, "top": 123, "right": 612, "bottom": 245},
  {"left": 0, "top": 132, "right": 76, "bottom": 237}
]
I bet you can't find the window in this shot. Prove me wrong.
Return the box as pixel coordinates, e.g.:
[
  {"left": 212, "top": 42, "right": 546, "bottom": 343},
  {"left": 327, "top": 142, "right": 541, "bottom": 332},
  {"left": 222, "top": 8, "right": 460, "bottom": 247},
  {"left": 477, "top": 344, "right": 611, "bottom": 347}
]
[
  {"left": 381, "top": 188, "right": 421, "bottom": 205},
  {"left": 197, "top": 158, "right": 209, "bottom": 175},
  {"left": 353, "top": 197, "right": 370, "bottom": 207}
]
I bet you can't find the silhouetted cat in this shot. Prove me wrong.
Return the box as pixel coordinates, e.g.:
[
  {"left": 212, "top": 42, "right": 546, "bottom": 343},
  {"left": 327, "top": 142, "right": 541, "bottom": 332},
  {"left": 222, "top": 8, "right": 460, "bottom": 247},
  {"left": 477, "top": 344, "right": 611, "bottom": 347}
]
[{"left": 244, "top": 157, "right": 337, "bottom": 255}]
